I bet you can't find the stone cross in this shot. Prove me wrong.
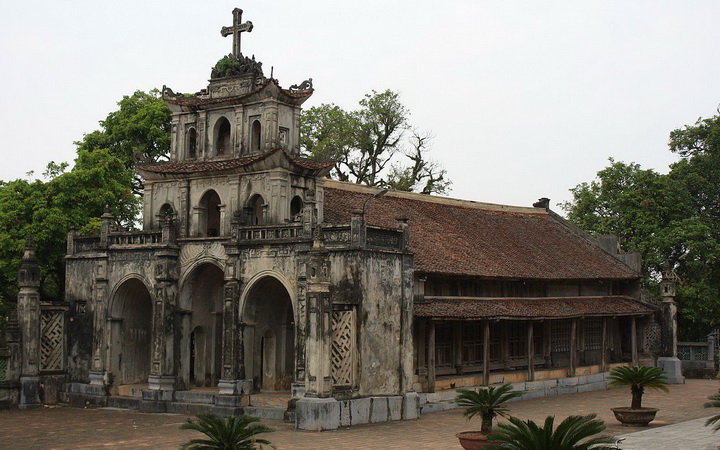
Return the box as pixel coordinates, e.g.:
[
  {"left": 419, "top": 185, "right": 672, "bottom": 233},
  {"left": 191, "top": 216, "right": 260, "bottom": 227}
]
[{"left": 221, "top": 8, "right": 253, "bottom": 57}]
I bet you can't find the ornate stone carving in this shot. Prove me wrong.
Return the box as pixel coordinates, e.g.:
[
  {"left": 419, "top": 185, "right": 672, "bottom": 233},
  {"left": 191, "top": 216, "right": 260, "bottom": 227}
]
[
  {"left": 289, "top": 78, "right": 313, "bottom": 92},
  {"left": 331, "top": 308, "right": 355, "bottom": 386},
  {"left": 40, "top": 311, "right": 64, "bottom": 371},
  {"left": 180, "top": 242, "right": 227, "bottom": 269}
]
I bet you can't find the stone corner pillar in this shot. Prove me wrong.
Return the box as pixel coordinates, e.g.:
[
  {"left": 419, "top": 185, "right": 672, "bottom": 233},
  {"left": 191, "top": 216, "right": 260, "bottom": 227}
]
[
  {"left": 657, "top": 266, "right": 684, "bottom": 384},
  {"left": 17, "top": 235, "right": 42, "bottom": 408}
]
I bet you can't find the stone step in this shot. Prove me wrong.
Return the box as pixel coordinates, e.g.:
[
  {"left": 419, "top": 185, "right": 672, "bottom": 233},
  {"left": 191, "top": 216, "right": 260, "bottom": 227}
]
[
  {"left": 115, "top": 384, "right": 146, "bottom": 398},
  {"left": 107, "top": 396, "right": 142, "bottom": 410},
  {"left": 242, "top": 406, "right": 287, "bottom": 421},
  {"left": 174, "top": 390, "right": 216, "bottom": 405},
  {"left": 165, "top": 401, "right": 215, "bottom": 416},
  {"left": 248, "top": 392, "right": 290, "bottom": 408}
]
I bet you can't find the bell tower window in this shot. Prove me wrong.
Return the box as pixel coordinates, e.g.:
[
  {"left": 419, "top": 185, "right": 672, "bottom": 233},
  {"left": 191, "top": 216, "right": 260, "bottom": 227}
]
[
  {"left": 214, "top": 117, "right": 232, "bottom": 156},
  {"left": 187, "top": 128, "right": 197, "bottom": 159},
  {"left": 248, "top": 194, "right": 265, "bottom": 225},
  {"left": 251, "top": 120, "right": 262, "bottom": 152},
  {"left": 199, "top": 190, "right": 222, "bottom": 237},
  {"left": 290, "top": 196, "right": 303, "bottom": 221}
]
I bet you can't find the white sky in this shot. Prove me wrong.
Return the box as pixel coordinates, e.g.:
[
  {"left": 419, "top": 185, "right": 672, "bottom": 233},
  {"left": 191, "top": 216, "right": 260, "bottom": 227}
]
[{"left": 2, "top": 1, "right": 720, "bottom": 211}]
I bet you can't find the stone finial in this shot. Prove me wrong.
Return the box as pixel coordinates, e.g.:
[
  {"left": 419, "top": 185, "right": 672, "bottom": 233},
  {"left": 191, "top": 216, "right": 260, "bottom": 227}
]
[
  {"left": 533, "top": 197, "right": 550, "bottom": 210},
  {"left": 221, "top": 8, "right": 253, "bottom": 58},
  {"left": 18, "top": 234, "right": 40, "bottom": 289}
]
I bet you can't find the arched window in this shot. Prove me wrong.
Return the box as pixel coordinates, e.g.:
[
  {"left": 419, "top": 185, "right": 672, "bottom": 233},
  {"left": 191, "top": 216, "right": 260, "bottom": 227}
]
[
  {"left": 186, "top": 128, "right": 197, "bottom": 159},
  {"left": 199, "top": 190, "right": 221, "bottom": 237},
  {"left": 290, "top": 196, "right": 303, "bottom": 221},
  {"left": 248, "top": 194, "right": 265, "bottom": 225},
  {"left": 158, "top": 203, "right": 174, "bottom": 228},
  {"left": 251, "top": 120, "right": 262, "bottom": 152},
  {"left": 214, "top": 117, "right": 231, "bottom": 156}
]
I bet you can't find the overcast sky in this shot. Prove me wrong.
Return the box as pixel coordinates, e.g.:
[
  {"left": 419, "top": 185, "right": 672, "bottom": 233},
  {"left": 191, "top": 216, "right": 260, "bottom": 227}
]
[{"left": 2, "top": 1, "right": 720, "bottom": 211}]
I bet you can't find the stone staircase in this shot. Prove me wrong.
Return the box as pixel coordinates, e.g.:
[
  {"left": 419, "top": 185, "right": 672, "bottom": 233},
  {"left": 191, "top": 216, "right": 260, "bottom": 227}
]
[{"left": 245, "top": 391, "right": 292, "bottom": 421}]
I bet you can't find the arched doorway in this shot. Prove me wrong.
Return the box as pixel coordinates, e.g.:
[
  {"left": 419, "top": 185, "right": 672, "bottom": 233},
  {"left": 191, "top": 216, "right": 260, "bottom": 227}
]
[
  {"left": 108, "top": 278, "right": 153, "bottom": 387},
  {"left": 179, "top": 263, "right": 224, "bottom": 388},
  {"left": 214, "top": 117, "right": 231, "bottom": 156},
  {"left": 242, "top": 276, "right": 294, "bottom": 391}
]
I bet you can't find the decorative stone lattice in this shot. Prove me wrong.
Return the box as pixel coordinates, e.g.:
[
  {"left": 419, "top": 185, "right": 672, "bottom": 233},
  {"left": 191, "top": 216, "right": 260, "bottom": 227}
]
[
  {"left": 643, "top": 320, "right": 661, "bottom": 354},
  {"left": 0, "top": 356, "right": 7, "bottom": 381},
  {"left": 331, "top": 309, "right": 355, "bottom": 386},
  {"left": 40, "top": 311, "right": 64, "bottom": 371}
]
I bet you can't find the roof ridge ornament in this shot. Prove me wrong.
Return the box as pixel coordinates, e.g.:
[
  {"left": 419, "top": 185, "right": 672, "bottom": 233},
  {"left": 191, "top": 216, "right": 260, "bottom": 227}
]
[{"left": 221, "top": 8, "right": 253, "bottom": 58}]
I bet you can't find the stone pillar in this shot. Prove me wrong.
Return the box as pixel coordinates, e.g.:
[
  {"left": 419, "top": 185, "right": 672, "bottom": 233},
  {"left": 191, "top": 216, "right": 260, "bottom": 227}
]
[
  {"left": 350, "top": 210, "right": 364, "bottom": 247},
  {"left": 99, "top": 207, "right": 113, "bottom": 247},
  {"left": 304, "top": 250, "right": 332, "bottom": 397},
  {"left": 146, "top": 253, "right": 179, "bottom": 394},
  {"left": 178, "top": 180, "right": 190, "bottom": 238},
  {"left": 657, "top": 266, "right": 685, "bottom": 383},
  {"left": 217, "top": 279, "right": 250, "bottom": 396},
  {"left": 16, "top": 236, "right": 42, "bottom": 408}
]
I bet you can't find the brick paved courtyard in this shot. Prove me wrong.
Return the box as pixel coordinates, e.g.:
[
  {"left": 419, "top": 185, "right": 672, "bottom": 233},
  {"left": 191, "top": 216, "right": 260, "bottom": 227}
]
[{"left": 0, "top": 379, "right": 717, "bottom": 449}]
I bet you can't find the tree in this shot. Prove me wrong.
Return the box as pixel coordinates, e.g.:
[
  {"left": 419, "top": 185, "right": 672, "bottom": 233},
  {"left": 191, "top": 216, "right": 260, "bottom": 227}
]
[
  {"left": 301, "top": 90, "right": 450, "bottom": 195},
  {"left": 75, "top": 89, "right": 171, "bottom": 195},
  {"left": 455, "top": 384, "right": 523, "bottom": 434},
  {"left": 562, "top": 111, "right": 720, "bottom": 340}
]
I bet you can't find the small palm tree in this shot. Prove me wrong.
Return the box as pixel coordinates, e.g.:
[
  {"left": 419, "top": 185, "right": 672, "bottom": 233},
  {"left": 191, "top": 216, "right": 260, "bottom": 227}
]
[
  {"left": 705, "top": 393, "right": 720, "bottom": 432},
  {"left": 607, "top": 365, "right": 669, "bottom": 409},
  {"left": 487, "top": 414, "right": 617, "bottom": 450},
  {"left": 455, "top": 383, "right": 523, "bottom": 433},
  {"left": 180, "top": 413, "right": 273, "bottom": 450}
]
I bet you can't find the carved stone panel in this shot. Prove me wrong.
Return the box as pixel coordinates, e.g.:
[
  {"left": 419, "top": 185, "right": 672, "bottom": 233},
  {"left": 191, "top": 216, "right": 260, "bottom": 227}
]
[
  {"left": 331, "top": 308, "right": 355, "bottom": 386},
  {"left": 40, "top": 311, "right": 65, "bottom": 372}
]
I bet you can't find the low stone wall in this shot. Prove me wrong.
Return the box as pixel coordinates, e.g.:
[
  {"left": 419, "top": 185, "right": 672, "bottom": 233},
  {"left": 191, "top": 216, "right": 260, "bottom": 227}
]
[{"left": 295, "top": 392, "right": 419, "bottom": 431}]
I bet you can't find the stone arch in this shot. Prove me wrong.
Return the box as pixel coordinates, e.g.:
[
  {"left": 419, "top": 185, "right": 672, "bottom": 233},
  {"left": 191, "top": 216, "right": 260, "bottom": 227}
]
[
  {"left": 178, "top": 262, "right": 224, "bottom": 388},
  {"left": 213, "top": 116, "right": 232, "bottom": 156},
  {"left": 251, "top": 119, "right": 261, "bottom": 152},
  {"left": 158, "top": 202, "right": 175, "bottom": 229},
  {"left": 240, "top": 273, "right": 296, "bottom": 391},
  {"left": 247, "top": 194, "right": 265, "bottom": 225},
  {"left": 198, "top": 189, "right": 222, "bottom": 237},
  {"left": 186, "top": 127, "right": 197, "bottom": 159},
  {"left": 107, "top": 276, "right": 154, "bottom": 387},
  {"left": 290, "top": 195, "right": 303, "bottom": 221}
]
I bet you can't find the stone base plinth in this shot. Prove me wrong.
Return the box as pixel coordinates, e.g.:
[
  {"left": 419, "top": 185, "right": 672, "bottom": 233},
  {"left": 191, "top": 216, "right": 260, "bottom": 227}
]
[
  {"left": 19, "top": 376, "right": 42, "bottom": 408},
  {"left": 148, "top": 375, "right": 175, "bottom": 391},
  {"left": 217, "top": 379, "right": 253, "bottom": 396},
  {"left": 296, "top": 397, "right": 340, "bottom": 431},
  {"left": 657, "top": 357, "right": 685, "bottom": 384}
]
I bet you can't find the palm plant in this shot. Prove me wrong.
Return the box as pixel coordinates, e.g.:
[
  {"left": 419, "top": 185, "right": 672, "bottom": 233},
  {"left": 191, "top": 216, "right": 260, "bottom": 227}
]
[
  {"left": 487, "top": 414, "right": 617, "bottom": 450},
  {"left": 455, "top": 383, "right": 523, "bottom": 433},
  {"left": 704, "top": 393, "right": 720, "bottom": 432},
  {"left": 180, "top": 413, "right": 273, "bottom": 450},
  {"left": 607, "top": 365, "right": 669, "bottom": 409}
]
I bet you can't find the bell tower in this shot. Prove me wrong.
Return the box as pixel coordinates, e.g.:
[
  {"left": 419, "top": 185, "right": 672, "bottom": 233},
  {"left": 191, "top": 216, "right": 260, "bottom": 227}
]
[{"left": 162, "top": 8, "right": 314, "bottom": 162}]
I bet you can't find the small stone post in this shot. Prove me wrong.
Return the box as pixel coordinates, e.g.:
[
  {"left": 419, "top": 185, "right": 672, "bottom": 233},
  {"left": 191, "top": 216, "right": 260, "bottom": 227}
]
[{"left": 657, "top": 265, "right": 685, "bottom": 383}]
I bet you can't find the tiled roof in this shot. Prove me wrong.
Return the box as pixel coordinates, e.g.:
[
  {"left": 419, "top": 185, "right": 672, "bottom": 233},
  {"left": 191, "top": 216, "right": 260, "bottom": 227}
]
[
  {"left": 136, "top": 149, "right": 333, "bottom": 175},
  {"left": 414, "top": 296, "right": 653, "bottom": 320},
  {"left": 322, "top": 182, "right": 640, "bottom": 280}
]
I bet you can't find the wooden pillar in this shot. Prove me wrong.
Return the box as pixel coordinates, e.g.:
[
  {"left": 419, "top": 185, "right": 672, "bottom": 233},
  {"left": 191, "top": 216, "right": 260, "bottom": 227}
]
[
  {"left": 453, "top": 322, "right": 463, "bottom": 374},
  {"left": 527, "top": 321, "right": 535, "bottom": 381},
  {"left": 569, "top": 319, "right": 578, "bottom": 377},
  {"left": 601, "top": 317, "right": 608, "bottom": 372},
  {"left": 544, "top": 321, "right": 552, "bottom": 366},
  {"left": 482, "top": 320, "right": 490, "bottom": 386},
  {"left": 501, "top": 322, "right": 510, "bottom": 370},
  {"left": 427, "top": 320, "right": 436, "bottom": 393},
  {"left": 631, "top": 316, "right": 638, "bottom": 366}
]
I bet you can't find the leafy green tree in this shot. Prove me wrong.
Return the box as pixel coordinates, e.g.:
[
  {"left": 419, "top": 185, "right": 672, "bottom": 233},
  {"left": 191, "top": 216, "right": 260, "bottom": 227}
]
[
  {"left": 607, "top": 366, "right": 669, "bottom": 409},
  {"left": 180, "top": 413, "right": 273, "bottom": 450},
  {"left": 563, "top": 112, "right": 720, "bottom": 339},
  {"left": 301, "top": 90, "right": 450, "bottom": 195},
  {"left": 487, "top": 414, "right": 616, "bottom": 450},
  {"left": 75, "top": 89, "right": 171, "bottom": 195}
]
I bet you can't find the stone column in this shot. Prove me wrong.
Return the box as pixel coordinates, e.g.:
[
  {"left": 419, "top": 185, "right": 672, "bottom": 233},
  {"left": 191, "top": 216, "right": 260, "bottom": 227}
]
[
  {"left": 16, "top": 236, "right": 42, "bottom": 408},
  {"left": 146, "top": 252, "right": 179, "bottom": 395},
  {"left": 178, "top": 180, "right": 190, "bottom": 238},
  {"left": 657, "top": 266, "right": 685, "bottom": 383}
]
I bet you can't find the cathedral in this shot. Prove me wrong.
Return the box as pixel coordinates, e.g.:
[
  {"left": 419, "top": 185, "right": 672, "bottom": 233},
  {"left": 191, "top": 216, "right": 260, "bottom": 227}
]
[{"left": 1, "top": 9, "right": 677, "bottom": 431}]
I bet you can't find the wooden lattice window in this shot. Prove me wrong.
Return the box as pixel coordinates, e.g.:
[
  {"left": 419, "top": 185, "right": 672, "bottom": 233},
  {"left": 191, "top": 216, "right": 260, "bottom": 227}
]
[
  {"left": 461, "top": 323, "right": 483, "bottom": 365},
  {"left": 584, "top": 318, "right": 603, "bottom": 350},
  {"left": 331, "top": 308, "right": 356, "bottom": 386},
  {"left": 533, "top": 323, "right": 544, "bottom": 356},
  {"left": 551, "top": 320, "right": 572, "bottom": 352},
  {"left": 508, "top": 321, "right": 527, "bottom": 361},
  {"left": 435, "top": 324, "right": 453, "bottom": 368}
]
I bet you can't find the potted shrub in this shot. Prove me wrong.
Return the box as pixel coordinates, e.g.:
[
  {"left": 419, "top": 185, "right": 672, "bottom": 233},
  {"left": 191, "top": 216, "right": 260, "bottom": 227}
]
[
  {"left": 608, "top": 365, "right": 669, "bottom": 427},
  {"left": 180, "top": 413, "right": 273, "bottom": 449},
  {"left": 487, "top": 414, "right": 617, "bottom": 449},
  {"left": 455, "top": 384, "right": 523, "bottom": 449}
]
